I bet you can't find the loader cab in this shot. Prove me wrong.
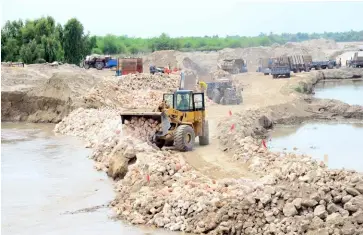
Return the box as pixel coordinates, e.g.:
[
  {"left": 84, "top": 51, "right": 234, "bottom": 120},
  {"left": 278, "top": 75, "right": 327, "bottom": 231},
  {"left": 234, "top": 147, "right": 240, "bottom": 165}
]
[{"left": 163, "top": 90, "right": 205, "bottom": 112}]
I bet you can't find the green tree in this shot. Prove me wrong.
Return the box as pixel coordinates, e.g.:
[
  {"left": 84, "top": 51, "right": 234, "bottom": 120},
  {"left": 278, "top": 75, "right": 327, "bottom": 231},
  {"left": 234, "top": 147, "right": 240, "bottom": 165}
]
[
  {"left": 62, "top": 18, "right": 85, "bottom": 64},
  {"left": 2, "top": 38, "right": 20, "bottom": 61},
  {"left": 19, "top": 40, "right": 45, "bottom": 63}
]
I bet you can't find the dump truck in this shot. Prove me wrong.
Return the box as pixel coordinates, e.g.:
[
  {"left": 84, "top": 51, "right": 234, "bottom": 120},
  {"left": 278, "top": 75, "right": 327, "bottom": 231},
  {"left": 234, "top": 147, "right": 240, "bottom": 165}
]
[
  {"left": 288, "top": 55, "right": 311, "bottom": 72},
  {"left": 310, "top": 60, "right": 338, "bottom": 70},
  {"left": 116, "top": 58, "right": 143, "bottom": 75},
  {"left": 270, "top": 56, "right": 291, "bottom": 78},
  {"left": 221, "top": 59, "right": 248, "bottom": 74},
  {"left": 206, "top": 78, "right": 242, "bottom": 105},
  {"left": 120, "top": 89, "right": 209, "bottom": 151},
  {"left": 256, "top": 58, "right": 273, "bottom": 75},
  {"left": 349, "top": 52, "right": 363, "bottom": 68}
]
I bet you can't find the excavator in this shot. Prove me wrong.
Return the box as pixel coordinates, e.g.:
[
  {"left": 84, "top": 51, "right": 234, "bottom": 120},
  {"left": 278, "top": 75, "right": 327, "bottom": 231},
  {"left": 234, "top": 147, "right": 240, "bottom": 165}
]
[{"left": 120, "top": 72, "right": 209, "bottom": 151}]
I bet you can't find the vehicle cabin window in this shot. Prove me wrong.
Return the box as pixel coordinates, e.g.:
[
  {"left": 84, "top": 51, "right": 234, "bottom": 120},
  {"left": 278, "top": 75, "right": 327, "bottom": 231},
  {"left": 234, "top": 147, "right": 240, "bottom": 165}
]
[
  {"left": 194, "top": 93, "right": 203, "bottom": 109},
  {"left": 176, "top": 93, "right": 193, "bottom": 111},
  {"left": 163, "top": 94, "right": 174, "bottom": 108}
]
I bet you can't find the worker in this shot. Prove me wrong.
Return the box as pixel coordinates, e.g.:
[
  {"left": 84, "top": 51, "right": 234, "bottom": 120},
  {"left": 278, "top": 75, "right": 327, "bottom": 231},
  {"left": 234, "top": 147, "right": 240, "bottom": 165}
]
[{"left": 178, "top": 94, "right": 190, "bottom": 110}]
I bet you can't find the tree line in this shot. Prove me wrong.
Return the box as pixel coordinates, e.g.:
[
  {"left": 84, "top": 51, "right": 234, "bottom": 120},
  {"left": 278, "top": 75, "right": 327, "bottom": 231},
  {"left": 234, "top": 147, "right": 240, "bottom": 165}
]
[{"left": 2, "top": 16, "right": 363, "bottom": 64}]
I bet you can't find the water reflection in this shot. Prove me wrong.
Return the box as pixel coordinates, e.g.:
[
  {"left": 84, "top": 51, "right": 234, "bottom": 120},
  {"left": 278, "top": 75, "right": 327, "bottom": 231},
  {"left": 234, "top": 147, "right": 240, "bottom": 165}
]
[
  {"left": 314, "top": 79, "right": 363, "bottom": 105},
  {"left": 269, "top": 122, "right": 363, "bottom": 172}
]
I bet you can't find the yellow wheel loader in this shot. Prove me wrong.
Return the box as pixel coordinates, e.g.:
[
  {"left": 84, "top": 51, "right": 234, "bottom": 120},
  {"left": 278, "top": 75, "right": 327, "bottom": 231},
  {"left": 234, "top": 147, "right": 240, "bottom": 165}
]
[{"left": 120, "top": 89, "right": 209, "bottom": 151}]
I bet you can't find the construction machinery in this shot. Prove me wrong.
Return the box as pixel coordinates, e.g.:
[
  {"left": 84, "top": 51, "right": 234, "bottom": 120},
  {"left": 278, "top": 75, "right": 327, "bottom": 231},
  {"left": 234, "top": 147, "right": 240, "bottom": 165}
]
[
  {"left": 270, "top": 56, "right": 291, "bottom": 78},
  {"left": 82, "top": 54, "right": 117, "bottom": 70},
  {"left": 206, "top": 78, "right": 242, "bottom": 105},
  {"left": 221, "top": 59, "right": 248, "bottom": 74},
  {"left": 149, "top": 65, "right": 165, "bottom": 74},
  {"left": 116, "top": 58, "right": 143, "bottom": 75},
  {"left": 288, "top": 55, "right": 311, "bottom": 72},
  {"left": 120, "top": 73, "right": 209, "bottom": 152},
  {"left": 310, "top": 60, "right": 339, "bottom": 70},
  {"left": 257, "top": 58, "right": 273, "bottom": 75},
  {"left": 348, "top": 52, "right": 363, "bottom": 68}
]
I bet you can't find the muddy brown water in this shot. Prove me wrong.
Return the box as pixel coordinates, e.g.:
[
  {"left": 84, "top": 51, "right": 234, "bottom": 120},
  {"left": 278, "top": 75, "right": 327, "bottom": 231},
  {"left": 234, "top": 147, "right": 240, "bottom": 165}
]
[
  {"left": 1, "top": 123, "right": 179, "bottom": 235},
  {"left": 269, "top": 121, "right": 363, "bottom": 172},
  {"left": 314, "top": 79, "right": 363, "bottom": 105}
]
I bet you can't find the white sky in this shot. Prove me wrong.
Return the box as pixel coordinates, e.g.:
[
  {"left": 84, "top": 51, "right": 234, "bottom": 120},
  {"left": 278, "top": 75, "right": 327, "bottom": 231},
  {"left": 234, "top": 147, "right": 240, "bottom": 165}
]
[{"left": 1, "top": 0, "right": 362, "bottom": 37}]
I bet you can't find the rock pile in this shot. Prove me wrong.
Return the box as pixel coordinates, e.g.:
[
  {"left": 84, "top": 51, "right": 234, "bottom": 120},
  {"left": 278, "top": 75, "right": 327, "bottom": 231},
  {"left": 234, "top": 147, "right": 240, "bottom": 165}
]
[
  {"left": 54, "top": 107, "right": 122, "bottom": 148},
  {"left": 55, "top": 105, "right": 363, "bottom": 235},
  {"left": 117, "top": 73, "right": 180, "bottom": 91},
  {"left": 122, "top": 116, "right": 162, "bottom": 142},
  {"left": 83, "top": 73, "right": 180, "bottom": 109}
]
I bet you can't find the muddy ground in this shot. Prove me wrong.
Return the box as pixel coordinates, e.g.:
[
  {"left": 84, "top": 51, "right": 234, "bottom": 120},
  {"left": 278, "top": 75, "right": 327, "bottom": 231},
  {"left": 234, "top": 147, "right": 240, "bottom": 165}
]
[{"left": 2, "top": 39, "right": 363, "bottom": 234}]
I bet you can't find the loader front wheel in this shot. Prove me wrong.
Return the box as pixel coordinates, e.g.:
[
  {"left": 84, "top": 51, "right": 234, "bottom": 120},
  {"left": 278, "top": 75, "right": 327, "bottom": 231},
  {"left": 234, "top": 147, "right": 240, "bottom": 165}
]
[
  {"left": 154, "top": 138, "right": 165, "bottom": 149},
  {"left": 199, "top": 121, "right": 209, "bottom": 146},
  {"left": 174, "top": 125, "right": 195, "bottom": 152}
]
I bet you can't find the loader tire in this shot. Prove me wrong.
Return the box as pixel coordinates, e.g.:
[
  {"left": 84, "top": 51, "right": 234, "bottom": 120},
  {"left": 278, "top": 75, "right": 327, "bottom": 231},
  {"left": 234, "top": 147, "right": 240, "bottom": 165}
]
[
  {"left": 199, "top": 121, "right": 209, "bottom": 146},
  {"left": 165, "top": 139, "right": 174, "bottom": 147},
  {"left": 174, "top": 125, "right": 195, "bottom": 152}
]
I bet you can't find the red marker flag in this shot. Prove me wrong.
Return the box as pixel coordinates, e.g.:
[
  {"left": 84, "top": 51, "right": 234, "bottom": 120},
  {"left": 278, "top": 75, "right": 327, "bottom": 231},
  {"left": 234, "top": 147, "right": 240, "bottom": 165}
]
[
  {"left": 146, "top": 174, "right": 150, "bottom": 182},
  {"left": 228, "top": 110, "right": 232, "bottom": 116},
  {"left": 230, "top": 123, "right": 235, "bottom": 131},
  {"left": 262, "top": 139, "right": 267, "bottom": 148}
]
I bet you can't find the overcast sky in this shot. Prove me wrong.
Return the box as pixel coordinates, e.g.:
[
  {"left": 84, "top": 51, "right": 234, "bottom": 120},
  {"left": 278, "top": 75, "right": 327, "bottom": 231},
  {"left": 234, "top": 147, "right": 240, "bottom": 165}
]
[{"left": 2, "top": 0, "right": 362, "bottom": 37}]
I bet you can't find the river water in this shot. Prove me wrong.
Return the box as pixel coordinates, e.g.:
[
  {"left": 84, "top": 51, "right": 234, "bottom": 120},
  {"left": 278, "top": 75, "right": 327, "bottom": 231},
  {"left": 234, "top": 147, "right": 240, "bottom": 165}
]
[
  {"left": 270, "top": 80, "right": 363, "bottom": 172},
  {"left": 314, "top": 79, "right": 363, "bottom": 105},
  {"left": 269, "top": 122, "right": 363, "bottom": 172},
  {"left": 1, "top": 123, "right": 176, "bottom": 235}
]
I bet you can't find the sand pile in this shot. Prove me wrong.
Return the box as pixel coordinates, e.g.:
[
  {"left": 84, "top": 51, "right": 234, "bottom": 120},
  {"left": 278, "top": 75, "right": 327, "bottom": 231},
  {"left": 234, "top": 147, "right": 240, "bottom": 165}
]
[
  {"left": 1, "top": 63, "right": 107, "bottom": 122},
  {"left": 55, "top": 104, "right": 363, "bottom": 234}
]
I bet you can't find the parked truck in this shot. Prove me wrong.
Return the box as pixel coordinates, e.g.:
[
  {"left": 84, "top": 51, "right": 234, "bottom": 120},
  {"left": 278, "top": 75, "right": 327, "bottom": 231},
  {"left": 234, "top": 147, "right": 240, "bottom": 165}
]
[
  {"left": 256, "top": 58, "right": 273, "bottom": 75},
  {"left": 288, "top": 55, "right": 311, "bottom": 73},
  {"left": 221, "top": 59, "right": 248, "bottom": 74},
  {"left": 115, "top": 58, "right": 143, "bottom": 75},
  {"left": 270, "top": 56, "right": 291, "bottom": 78},
  {"left": 349, "top": 52, "right": 363, "bottom": 68},
  {"left": 309, "top": 60, "right": 339, "bottom": 70}
]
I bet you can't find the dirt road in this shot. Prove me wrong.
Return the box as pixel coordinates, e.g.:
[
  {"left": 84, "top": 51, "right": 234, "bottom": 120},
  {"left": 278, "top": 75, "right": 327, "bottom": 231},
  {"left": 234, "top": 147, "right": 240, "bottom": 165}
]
[{"left": 184, "top": 72, "right": 299, "bottom": 179}]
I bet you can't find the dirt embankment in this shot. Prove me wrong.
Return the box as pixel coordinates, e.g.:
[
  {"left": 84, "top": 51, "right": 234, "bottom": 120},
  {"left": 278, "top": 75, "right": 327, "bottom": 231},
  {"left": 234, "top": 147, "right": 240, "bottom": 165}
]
[
  {"left": 54, "top": 66, "right": 363, "bottom": 235},
  {"left": 1, "top": 64, "right": 103, "bottom": 122},
  {"left": 290, "top": 68, "right": 363, "bottom": 94},
  {"left": 1, "top": 64, "right": 180, "bottom": 122}
]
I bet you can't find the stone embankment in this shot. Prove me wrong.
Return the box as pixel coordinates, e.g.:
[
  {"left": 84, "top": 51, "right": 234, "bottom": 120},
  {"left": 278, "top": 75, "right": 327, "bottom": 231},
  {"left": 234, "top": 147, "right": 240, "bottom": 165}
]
[{"left": 55, "top": 96, "right": 363, "bottom": 234}]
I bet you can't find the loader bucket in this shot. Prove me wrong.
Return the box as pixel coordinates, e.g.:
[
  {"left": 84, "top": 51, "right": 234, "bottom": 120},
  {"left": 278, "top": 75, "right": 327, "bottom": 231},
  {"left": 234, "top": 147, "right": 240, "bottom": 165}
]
[{"left": 120, "top": 111, "right": 171, "bottom": 137}]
